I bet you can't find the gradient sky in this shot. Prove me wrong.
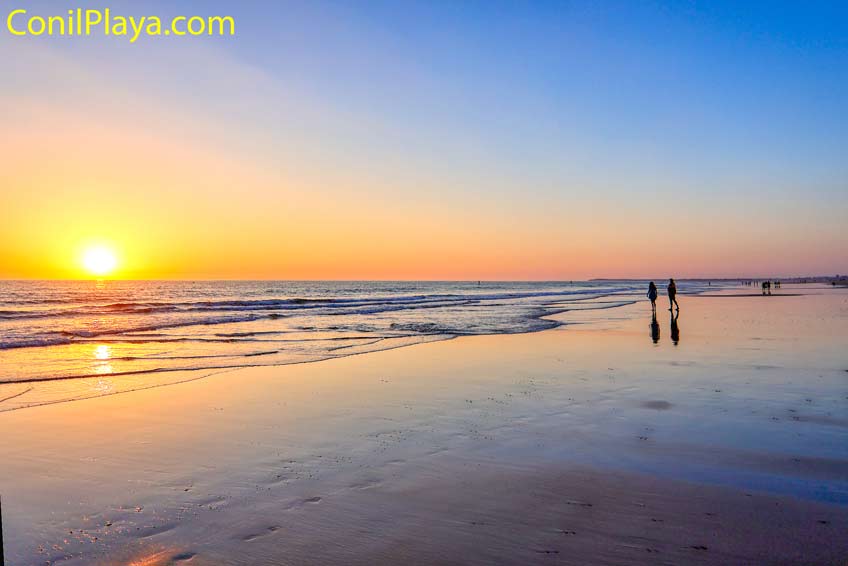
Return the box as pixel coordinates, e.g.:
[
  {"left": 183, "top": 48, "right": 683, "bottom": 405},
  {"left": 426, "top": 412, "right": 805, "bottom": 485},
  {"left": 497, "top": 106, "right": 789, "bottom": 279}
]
[{"left": 1, "top": 0, "right": 846, "bottom": 279}]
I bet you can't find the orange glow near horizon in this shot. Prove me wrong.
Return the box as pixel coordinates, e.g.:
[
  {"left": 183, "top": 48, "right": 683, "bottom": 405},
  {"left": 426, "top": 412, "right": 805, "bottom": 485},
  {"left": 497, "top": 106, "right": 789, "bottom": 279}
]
[{"left": 0, "top": 36, "right": 845, "bottom": 281}]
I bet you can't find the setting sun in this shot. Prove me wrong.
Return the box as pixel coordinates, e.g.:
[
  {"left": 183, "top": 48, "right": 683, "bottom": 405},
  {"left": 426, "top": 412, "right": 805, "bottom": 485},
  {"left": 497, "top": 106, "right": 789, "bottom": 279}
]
[{"left": 81, "top": 246, "right": 118, "bottom": 277}]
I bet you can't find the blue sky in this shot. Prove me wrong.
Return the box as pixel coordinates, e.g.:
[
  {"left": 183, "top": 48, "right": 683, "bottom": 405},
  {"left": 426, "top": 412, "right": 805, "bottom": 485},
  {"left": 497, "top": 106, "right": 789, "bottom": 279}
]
[
  {"left": 191, "top": 0, "right": 848, "bottom": 206},
  {"left": 1, "top": 1, "right": 846, "bottom": 278}
]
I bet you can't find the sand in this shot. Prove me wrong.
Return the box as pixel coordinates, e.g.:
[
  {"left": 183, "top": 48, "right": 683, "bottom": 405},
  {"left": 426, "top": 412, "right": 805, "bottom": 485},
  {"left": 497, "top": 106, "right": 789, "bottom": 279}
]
[{"left": 0, "top": 284, "right": 846, "bottom": 565}]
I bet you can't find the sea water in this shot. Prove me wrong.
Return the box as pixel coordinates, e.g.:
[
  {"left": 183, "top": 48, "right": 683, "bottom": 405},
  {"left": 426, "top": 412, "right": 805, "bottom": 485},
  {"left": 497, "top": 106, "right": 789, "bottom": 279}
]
[{"left": 0, "top": 280, "right": 709, "bottom": 410}]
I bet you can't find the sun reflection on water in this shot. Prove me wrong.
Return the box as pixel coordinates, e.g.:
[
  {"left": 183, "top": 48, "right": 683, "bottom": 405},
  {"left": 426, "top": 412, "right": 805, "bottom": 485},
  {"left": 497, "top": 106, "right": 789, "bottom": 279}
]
[
  {"left": 93, "top": 344, "right": 114, "bottom": 375},
  {"left": 94, "top": 345, "right": 111, "bottom": 360}
]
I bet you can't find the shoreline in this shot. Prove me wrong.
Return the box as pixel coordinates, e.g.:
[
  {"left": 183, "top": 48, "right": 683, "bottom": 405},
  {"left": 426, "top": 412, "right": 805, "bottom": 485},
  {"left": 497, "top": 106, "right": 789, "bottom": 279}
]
[
  {"left": 3, "top": 280, "right": 792, "bottom": 412},
  {"left": 4, "top": 280, "right": 812, "bottom": 410},
  {"left": 0, "top": 287, "right": 646, "bottom": 412}
]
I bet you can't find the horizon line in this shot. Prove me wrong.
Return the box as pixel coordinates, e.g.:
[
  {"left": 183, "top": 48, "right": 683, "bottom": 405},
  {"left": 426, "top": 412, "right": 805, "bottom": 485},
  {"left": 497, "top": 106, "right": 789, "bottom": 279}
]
[{"left": 1, "top": 275, "right": 845, "bottom": 283}]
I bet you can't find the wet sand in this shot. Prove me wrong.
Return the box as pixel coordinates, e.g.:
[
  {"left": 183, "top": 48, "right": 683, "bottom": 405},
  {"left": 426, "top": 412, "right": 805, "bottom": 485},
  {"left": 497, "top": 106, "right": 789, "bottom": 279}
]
[{"left": 1, "top": 285, "right": 846, "bottom": 565}]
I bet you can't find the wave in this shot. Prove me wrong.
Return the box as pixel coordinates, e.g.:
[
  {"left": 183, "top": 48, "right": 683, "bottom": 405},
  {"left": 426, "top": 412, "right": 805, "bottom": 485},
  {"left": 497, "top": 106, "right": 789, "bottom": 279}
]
[
  {"left": 0, "top": 288, "right": 629, "bottom": 320},
  {"left": 0, "top": 315, "right": 263, "bottom": 349},
  {"left": 0, "top": 287, "right": 635, "bottom": 351},
  {"left": 0, "top": 335, "right": 448, "bottom": 386},
  {"left": 56, "top": 314, "right": 262, "bottom": 338},
  {"left": 0, "top": 336, "right": 73, "bottom": 349}
]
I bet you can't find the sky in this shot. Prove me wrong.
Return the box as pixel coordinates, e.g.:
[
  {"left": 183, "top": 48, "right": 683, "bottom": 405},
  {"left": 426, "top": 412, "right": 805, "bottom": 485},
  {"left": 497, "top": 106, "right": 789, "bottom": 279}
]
[{"left": 1, "top": 0, "right": 846, "bottom": 280}]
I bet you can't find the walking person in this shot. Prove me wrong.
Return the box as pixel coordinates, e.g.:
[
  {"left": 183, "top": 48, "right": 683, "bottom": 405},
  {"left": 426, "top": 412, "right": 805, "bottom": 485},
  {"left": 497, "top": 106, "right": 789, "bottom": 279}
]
[
  {"left": 668, "top": 278, "right": 679, "bottom": 311},
  {"left": 647, "top": 281, "right": 658, "bottom": 313}
]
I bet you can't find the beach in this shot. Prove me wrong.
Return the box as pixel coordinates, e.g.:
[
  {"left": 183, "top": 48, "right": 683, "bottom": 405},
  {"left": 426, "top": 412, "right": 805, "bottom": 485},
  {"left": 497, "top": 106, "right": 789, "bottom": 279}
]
[
  {"left": 1, "top": 285, "right": 846, "bottom": 565},
  {"left": 5, "top": 1, "right": 847, "bottom": 563}
]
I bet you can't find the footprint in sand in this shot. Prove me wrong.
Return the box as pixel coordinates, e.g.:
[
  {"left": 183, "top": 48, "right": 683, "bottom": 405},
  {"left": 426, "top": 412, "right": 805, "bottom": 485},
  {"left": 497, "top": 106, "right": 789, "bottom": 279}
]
[
  {"left": 136, "top": 523, "right": 177, "bottom": 540},
  {"left": 641, "top": 400, "right": 672, "bottom": 410},
  {"left": 281, "top": 496, "right": 324, "bottom": 511},
  {"left": 242, "top": 526, "right": 281, "bottom": 542},
  {"left": 351, "top": 478, "right": 382, "bottom": 491}
]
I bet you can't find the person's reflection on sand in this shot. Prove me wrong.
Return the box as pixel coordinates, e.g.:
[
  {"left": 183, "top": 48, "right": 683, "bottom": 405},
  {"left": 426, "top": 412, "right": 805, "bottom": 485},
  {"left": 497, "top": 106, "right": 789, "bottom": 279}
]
[
  {"left": 650, "top": 313, "right": 660, "bottom": 344},
  {"left": 670, "top": 311, "right": 680, "bottom": 345}
]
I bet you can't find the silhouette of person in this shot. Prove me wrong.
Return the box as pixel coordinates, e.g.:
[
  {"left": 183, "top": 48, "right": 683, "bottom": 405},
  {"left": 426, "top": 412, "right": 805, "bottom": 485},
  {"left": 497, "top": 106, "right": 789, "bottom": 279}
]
[
  {"left": 647, "top": 281, "right": 658, "bottom": 313},
  {"left": 667, "top": 278, "right": 679, "bottom": 311},
  {"left": 650, "top": 312, "right": 660, "bottom": 344},
  {"left": 670, "top": 311, "right": 680, "bottom": 345}
]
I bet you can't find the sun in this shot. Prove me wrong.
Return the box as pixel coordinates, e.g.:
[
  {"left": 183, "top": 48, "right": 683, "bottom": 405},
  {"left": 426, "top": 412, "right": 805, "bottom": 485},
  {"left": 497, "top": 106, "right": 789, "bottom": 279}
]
[{"left": 82, "top": 246, "right": 118, "bottom": 277}]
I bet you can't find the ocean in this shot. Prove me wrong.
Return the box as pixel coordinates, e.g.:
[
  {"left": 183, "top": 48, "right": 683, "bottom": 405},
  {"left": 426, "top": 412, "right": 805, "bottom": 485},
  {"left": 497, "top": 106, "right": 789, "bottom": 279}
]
[{"left": 0, "top": 280, "right": 705, "bottom": 411}]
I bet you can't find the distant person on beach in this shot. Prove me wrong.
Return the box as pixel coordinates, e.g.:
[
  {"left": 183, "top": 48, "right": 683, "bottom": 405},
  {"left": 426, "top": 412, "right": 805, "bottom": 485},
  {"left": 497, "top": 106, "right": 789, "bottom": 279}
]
[
  {"left": 762, "top": 281, "right": 771, "bottom": 295},
  {"left": 647, "top": 282, "right": 658, "bottom": 313},
  {"left": 650, "top": 312, "right": 660, "bottom": 344},
  {"left": 667, "top": 279, "right": 679, "bottom": 311}
]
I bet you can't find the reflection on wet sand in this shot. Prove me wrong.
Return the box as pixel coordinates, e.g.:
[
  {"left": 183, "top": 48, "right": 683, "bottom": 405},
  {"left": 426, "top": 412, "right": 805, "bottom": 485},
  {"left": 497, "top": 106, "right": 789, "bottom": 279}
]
[
  {"left": 648, "top": 312, "right": 679, "bottom": 346},
  {"left": 670, "top": 311, "right": 680, "bottom": 345},
  {"left": 649, "top": 313, "right": 660, "bottom": 344}
]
